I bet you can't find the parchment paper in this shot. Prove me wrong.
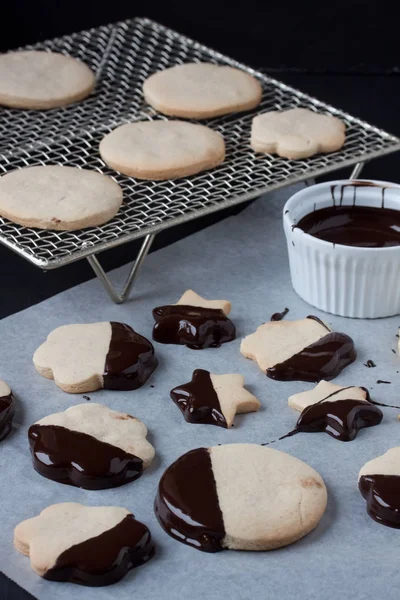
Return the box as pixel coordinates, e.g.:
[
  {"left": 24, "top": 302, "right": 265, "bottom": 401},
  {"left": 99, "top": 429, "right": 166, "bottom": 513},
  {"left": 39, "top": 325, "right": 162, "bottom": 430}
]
[{"left": 1, "top": 183, "right": 400, "bottom": 600}]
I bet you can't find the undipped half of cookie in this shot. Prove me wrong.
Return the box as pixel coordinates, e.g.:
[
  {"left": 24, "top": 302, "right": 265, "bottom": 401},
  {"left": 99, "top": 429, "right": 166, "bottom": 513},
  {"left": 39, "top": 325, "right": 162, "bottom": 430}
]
[
  {"left": 14, "top": 503, "right": 154, "bottom": 586},
  {"left": 143, "top": 62, "right": 262, "bottom": 119},
  {"left": 33, "top": 322, "right": 158, "bottom": 393},
  {"left": 100, "top": 120, "right": 225, "bottom": 180},
  {"left": 28, "top": 403, "right": 155, "bottom": 489},
  {"left": 155, "top": 443, "right": 327, "bottom": 552}
]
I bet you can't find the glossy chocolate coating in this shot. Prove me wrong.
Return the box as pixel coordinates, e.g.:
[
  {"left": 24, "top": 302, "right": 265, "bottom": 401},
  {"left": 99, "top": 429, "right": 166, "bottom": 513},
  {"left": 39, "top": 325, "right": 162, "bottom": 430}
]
[
  {"left": 295, "top": 398, "right": 383, "bottom": 441},
  {"left": 45, "top": 514, "right": 154, "bottom": 586},
  {"left": 154, "top": 447, "right": 225, "bottom": 552},
  {"left": 297, "top": 185, "right": 400, "bottom": 248},
  {"left": 29, "top": 425, "right": 143, "bottom": 490},
  {"left": 152, "top": 305, "right": 236, "bottom": 349},
  {"left": 267, "top": 332, "right": 356, "bottom": 382},
  {"left": 103, "top": 322, "right": 158, "bottom": 390},
  {"left": 170, "top": 369, "right": 226, "bottom": 428},
  {"left": 0, "top": 392, "right": 15, "bottom": 441},
  {"left": 270, "top": 307, "right": 289, "bottom": 321},
  {"left": 359, "top": 474, "right": 400, "bottom": 528}
]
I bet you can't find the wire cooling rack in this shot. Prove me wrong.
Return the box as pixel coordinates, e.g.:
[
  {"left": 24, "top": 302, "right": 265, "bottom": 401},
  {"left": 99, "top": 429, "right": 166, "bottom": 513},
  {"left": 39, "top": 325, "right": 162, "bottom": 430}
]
[{"left": 0, "top": 17, "right": 399, "bottom": 274}]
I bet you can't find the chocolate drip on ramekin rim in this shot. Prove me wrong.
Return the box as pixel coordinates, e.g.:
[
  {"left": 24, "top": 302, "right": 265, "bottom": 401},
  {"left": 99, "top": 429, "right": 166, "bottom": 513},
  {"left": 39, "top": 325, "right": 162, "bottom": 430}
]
[
  {"left": 45, "top": 514, "right": 154, "bottom": 586},
  {"left": 170, "top": 369, "right": 227, "bottom": 428},
  {"left": 103, "top": 322, "right": 158, "bottom": 390},
  {"left": 154, "top": 447, "right": 225, "bottom": 552},
  {"left": 152, "top": 305, "right": 236, "bottom": 349},
  {"left": 29, "top": 424, "right": 143, "bottom": 490}
]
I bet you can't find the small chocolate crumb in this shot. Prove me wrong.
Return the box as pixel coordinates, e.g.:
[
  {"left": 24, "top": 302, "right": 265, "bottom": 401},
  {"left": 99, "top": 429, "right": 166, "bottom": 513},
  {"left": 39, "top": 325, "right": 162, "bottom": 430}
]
[
  {"left": 377, "top": 380, "right": 391, "bottom": 384},
  {"left": 392, "top": 349, "right": 397, "bottom": 354},
  {"left": 364, "top": 360, "right": 376, "bottom": 368},
  {"left": 150, "top": 385, "right": 154, "bottom": 388},
  {"left": 83, "top": 395, "right": 91, "bottom": 401},
  {"left": 284, "top": 209, "right": 289, "bottom": 214},
  {"left": 396, "top": 333, "right": 399, "bottom": 338},
  {"left": 292, "top": 241, "right": 295, "bottom": 247}
]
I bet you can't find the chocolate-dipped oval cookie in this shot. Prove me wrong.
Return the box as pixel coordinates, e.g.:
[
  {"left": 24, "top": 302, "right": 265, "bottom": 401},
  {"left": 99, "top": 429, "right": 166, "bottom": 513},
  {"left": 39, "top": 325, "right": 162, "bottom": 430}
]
[
  {"left": 0, "top": 378, "right": 15, "bottom": 441},
  {"left": 241, "top": 316, "right": 356, "bottom": 382},
  {"left": 152, "top": 289, "right": 235, "bottom": 349},
  {"left": 33, "top": 321, "right": 157, "bottom": 393},
  {"left": 170, "top": 369, "right": 260, "bottom": 428},
  {"left": 155, "top": 444, "right": 327, "bottom": 552},
  {"left": 359, "top": 448, "right": 400, "bottom": 528},
  {"left": 28, "top": 403, "right": 155, "bottom": 489},
  {"left": 14, "top": 503, "right": 154, "bottom": 586}
]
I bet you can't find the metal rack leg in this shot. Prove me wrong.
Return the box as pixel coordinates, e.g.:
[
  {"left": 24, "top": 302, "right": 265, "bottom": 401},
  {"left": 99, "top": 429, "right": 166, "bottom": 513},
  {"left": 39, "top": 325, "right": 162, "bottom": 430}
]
[
  {"left": 87, "top": 233, "right": 156, "bottom": 304},
  {"left": 350, "top": 161, "right": 366, "bottom": 179}
]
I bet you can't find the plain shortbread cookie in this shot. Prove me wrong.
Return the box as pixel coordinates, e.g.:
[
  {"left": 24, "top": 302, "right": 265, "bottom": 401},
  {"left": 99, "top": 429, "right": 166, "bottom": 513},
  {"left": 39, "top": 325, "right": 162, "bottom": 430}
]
[
  {"left": 251, "top": 107, "right": 346, "bottom": 159},
  {"left": 143, "top": 62, "right": 262, "bottom": 119},
  {"left": 0, "top": 50, "right": 95, "bottom": 109},
  {"left": 0, "top": 166, "right": 123, "bottom": 231},
  {"left": 100, "top": 120, "right": 225, "bottom": 180}
]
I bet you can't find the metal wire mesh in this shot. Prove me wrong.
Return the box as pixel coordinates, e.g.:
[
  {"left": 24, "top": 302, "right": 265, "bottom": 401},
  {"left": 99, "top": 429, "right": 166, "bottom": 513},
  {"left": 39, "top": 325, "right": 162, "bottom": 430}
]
[{"left": 0, "top": 17, "right": 399, "bottom": 269}]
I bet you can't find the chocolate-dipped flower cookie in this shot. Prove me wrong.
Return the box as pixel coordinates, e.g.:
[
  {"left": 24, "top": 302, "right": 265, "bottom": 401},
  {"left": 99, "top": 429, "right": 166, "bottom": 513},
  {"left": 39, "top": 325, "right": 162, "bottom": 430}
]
[
  {"left": 359, "top": 448, "right": 400, "bottom": 528},
  {"left": 0, "top": 378, "right": 15, "bottom": 441},
  {"left": 28, "top": 403, "right": 155, "bottom": 489},
  {"left": 170, "top": 369, "right": 260, "bottom": 428},
  {"left": 241, "top": 315, "right": 356, "bottom": 382},
  {"left": 14, "top": 503, "right": 154, "bottom": 586},
  {"left": 155, "top": 443, "right": 327, "bottom": 552},
  {"left": 152, "top": 289, "right": 236, "bottom": 349},
  {"left": 33, "top": 321, "right": 157, "bottom": 393}
]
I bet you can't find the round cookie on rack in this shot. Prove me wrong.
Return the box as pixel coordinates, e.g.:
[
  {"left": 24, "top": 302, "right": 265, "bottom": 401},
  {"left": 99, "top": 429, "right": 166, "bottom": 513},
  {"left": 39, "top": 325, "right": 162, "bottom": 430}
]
[
  {"left": 0, "top": 51, "right": 95, "bottom": 110},
  {"left": 0, "top": 166, "right": 123, "bottom": 231},
  {"left": 143, "top": 62, "right": 262, "bottom": 119},
  {"left": 99, "top": 120, "right": 225, "bottom": 180}
]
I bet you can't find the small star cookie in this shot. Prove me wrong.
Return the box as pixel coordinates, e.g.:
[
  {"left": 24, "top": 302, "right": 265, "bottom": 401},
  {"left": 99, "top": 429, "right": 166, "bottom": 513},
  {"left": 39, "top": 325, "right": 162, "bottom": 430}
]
[
  {"left": 170, "top": 369, "right": 261, "bottom": 428},
  {"left": 288, "top": 380, "right": 369, "bottom": 412}
]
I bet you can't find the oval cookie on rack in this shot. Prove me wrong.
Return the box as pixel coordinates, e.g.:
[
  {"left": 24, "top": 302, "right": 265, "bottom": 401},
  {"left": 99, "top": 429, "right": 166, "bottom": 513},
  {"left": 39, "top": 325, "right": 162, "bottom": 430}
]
[
  {"left": 0, "top": 50, "right": 95, "bottom": 109},
  {"left": 14, "top": 503, "right": 154, "bottom": 586},
  {"left": 143, "top": 62, "right": 262, "bottom": 119},
  {"left": 100, "top": 120, "right": 225, "bottom": 180},
  {"left": 155, "top": 443, "right": 327, "bottom": 552},
  {"left": 0, "top": 166, "right": 122, "bottom": 231},
  {"left": 28, "top": 403, "right": 155, "bottom": 489},
  {"left": 251, "top": 108, "right": 346, "bottom": 159},
  {"left": 0, "top": 378, "right": 15, "bottom": 441},
  {"left": 33, "top": 322, "right": 158, "bottom": 393}
]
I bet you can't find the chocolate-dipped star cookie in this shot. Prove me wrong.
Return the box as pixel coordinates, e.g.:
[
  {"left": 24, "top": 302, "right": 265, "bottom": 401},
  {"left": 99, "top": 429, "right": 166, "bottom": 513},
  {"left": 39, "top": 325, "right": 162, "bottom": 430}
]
[
  {"left": 359, "top": 448, "right": 400, "bottom": 528},
  {"left": 171, "top": 369, "right": 260, "bottom": 428},
  {"left": 14, "top": 503, "right": 154, "bottom": 586},
  {"left": 152, "top": 290, "right": 236, "bottom": 349},
  {"left": 0, "top": 378, "right": 15, "bottom": 441},
  {"left": 33, "top": 321, "right": 157, "bottom": 393},
  {"left": 241, "top": 316, "right": 356, "bottom": 382},
  {"left": 28, "top": 403, "right": 155, "bottom": 489}
]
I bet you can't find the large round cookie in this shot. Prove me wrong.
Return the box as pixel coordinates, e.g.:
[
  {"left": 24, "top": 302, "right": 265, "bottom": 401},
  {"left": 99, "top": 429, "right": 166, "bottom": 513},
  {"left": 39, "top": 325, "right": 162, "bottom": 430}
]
[
  {"left": 0, "top": 51, "right": 95, "bottom": 109},
  {"left": 155, "top": 443, "right": 327, "bottom": 552},
  {"left": 0, "top": 166, "right": 123, "bottom": 231},
  {"left": 143, "top": 62, "right": 262, "bottom": 119},
  {"left": 100, "top": 121, "right": 225, "bottom": 180}
]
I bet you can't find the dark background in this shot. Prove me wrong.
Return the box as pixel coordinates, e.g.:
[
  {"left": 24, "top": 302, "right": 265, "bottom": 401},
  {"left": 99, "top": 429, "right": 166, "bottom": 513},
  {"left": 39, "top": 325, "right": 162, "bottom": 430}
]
[{"left": 0, "top": 3, "right": 399, "bottom": 597}]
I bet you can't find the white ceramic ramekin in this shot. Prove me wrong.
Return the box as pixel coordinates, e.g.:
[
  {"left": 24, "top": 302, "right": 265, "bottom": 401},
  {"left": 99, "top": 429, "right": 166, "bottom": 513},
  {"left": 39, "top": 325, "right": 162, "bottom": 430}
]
[{"left": 283, "top": 180, "right": 400, "bottom": 318}]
